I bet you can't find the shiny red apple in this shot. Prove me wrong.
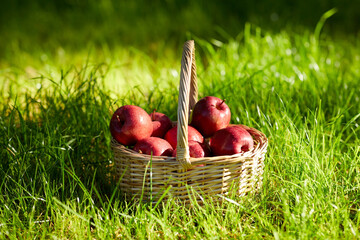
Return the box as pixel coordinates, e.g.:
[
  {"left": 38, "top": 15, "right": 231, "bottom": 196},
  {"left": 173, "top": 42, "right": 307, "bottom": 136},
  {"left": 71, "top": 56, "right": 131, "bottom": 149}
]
[
  {"left": 210, "top": 125, "right": 254, "bottom": 156},
  {"left": 149, "top": 111, "right": 172, "bottom": 138},
  {"left": 172, "top": 140, "right": 211, "bottom": 158},
  {"left": 164, "top": 125, "right": 204, "bottom": 149},
  {"left": 190, "top": 96, "right": 231, "bottom": 137},
  {"left": 109, "top": 105, "right": 153, "bottom": 146},
  {"left": 133, "top": 137, "right": 173, "bottom": 156}
]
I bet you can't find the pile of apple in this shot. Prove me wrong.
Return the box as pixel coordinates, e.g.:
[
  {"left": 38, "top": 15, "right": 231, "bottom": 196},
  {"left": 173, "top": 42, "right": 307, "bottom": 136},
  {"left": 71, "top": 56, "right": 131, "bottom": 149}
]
[{"left": 110, "top": 96, "right": 254, "bottom": 158}]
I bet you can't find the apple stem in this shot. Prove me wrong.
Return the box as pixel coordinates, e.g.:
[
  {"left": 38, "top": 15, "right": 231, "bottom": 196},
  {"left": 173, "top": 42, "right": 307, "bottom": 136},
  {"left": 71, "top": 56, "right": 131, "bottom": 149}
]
[
  {"left": 116, "top": 115, "right": 125, "bottom": 125},
  {"left": 219, "top": 99, "right": 226, "bottom": 106},
  {"left": 152, "top": 109, "right": 157, "bottom": 120}
]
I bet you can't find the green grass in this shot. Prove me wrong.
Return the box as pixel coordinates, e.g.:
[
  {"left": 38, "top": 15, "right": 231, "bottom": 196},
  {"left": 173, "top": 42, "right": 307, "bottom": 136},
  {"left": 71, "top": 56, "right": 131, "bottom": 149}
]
[{"left": 1, "top": 10, "right": 360, "bottom": 239}]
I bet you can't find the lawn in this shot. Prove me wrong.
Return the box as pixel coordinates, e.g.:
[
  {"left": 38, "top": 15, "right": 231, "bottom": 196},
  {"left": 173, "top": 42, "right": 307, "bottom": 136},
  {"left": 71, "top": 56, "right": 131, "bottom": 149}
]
[{"left": 1, "top": 1, "right": 360, "bottom": 239}]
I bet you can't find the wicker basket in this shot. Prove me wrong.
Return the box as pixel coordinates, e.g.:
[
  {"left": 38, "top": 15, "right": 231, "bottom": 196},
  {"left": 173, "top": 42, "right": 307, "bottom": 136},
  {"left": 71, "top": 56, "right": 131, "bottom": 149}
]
[{"left": 111, "top": 40, "right": 268, "bottom": 203}]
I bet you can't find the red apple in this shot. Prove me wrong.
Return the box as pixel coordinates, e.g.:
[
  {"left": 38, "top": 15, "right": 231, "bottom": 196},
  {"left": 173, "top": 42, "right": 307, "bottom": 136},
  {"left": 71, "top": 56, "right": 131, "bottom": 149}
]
[
  {"left": 149, "top": 111, "right": 172, "bottom": 138},
  {"left": 172, "top": 140, "right": 211, "bottom": 158},
  {"left": 109, "top": 105, "right": 153, "bottom": 146},
  {"left": 210, "top": 125, "right": 254, "bottom": 156},
  {"left": 190, "top": 96, "right": 231, "bottom": 137},
  {"left": 133, "top": 137, "right": 173, "bottom": 156},
  {"left": 164, "top": 125, "right": 204, "bottom": 149}
]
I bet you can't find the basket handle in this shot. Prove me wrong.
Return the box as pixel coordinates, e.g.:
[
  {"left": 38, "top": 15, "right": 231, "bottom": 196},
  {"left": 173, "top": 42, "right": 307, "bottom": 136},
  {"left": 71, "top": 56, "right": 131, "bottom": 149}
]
[{"left": 176, "top": 40, "right": 198, "bottom": 169}]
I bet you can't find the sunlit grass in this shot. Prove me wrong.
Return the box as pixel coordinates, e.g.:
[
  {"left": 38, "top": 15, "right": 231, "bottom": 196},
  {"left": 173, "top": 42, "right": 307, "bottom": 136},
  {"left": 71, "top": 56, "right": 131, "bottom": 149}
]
[{"left": 1, "top": 22, "right": 360, "bottom": 239}]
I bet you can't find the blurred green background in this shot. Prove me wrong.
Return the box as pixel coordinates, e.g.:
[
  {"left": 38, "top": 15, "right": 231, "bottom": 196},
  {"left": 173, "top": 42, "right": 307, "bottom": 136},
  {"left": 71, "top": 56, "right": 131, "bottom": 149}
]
[{"left": 1, "top": 0, "right": 359, "bottom": 57}]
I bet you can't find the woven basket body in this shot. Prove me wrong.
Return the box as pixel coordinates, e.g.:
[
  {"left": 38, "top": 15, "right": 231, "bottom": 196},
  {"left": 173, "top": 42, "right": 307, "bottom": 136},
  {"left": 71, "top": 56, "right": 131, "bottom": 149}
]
[{"left": 111, "top": 40, "right": 268, "bottom": 203}]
